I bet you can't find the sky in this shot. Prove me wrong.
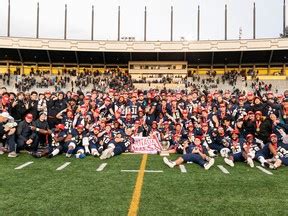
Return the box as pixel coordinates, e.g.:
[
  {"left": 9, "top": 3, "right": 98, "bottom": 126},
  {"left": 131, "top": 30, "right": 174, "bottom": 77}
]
[{"left": 0, "top": 0, "right": 284, "bottom": 41}]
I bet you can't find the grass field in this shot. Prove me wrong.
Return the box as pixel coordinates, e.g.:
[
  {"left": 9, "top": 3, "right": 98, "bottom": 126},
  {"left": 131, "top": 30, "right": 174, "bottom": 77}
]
[{"left": 0, "top": 153, "right": 287, "bottom": 216}]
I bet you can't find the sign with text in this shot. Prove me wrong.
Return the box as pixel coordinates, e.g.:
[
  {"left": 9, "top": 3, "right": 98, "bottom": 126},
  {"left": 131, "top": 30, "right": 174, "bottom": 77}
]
[{"left": 131, "top": 135, "right": 162, "bottom": 154}]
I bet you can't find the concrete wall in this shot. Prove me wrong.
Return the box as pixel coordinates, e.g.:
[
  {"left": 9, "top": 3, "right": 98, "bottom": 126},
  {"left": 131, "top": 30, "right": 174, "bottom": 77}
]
[{"left": 0, "top": 36, "right": 288, "bottom": 52}]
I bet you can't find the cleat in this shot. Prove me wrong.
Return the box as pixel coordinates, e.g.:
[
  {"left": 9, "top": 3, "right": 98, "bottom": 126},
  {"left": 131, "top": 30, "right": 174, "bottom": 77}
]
[
  {"left": 75, "top": 153, "right": 86, "bottom": 159},
  {"left": 8, "top": 151, "right": 18, "bottom": 158},
  {"left": 208, "top": 149, "right": 217, "bottom": 157},
  {"left": 269, "top": 164, "right": 277, "bottom": 170},
  {"left": 204, "top": 158, "right": 215, "bottom": 170},
  {"left": 47, "top": 153, "right": 53, "bottom": 158},
  {"left": 163, "top": 157, "right": 175, "bottom": 168},
  {"left": 100, "top": 149, "right": 109, "bottom": 160},
  {"left": 261, "top": 161, "right": 270, "bottom": 168},
  {"left": 66, "top": 149, "right": 74, "bottom": 158},
  {"left": 100, "top": 148, "right": 114, "bottom": 160},
  {"left": 93, "top": 151, "right": 100, "bottom": 157},
  {"left": 31, "top": 152, "right": 42, "bottom": 158},
  {"left": 247, "top": 157, "right": 254, "bottom": 168},
  {"left": 85, "top": 149, "right": 91, "bottom": 155},
  {"left": 98, "top": 146, "right": 103, "bottom": 155},
  {"left": 224, "top": 158, "right": 234, "bottom": 167}
]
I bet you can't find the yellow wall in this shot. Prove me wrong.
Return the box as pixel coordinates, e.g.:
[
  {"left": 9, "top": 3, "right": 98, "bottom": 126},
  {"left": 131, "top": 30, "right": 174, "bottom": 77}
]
[
  {"left": 0, "top": 66, "right": 7, "bottom": 73},
  {"left": 247, "top": 76, "right": 286, "bottom": 80},
  {"left": 269, "top": 68, "right": 282, "bottom": 75},
  {"left": 52, "top": 67, "right": 62, "bottom": 75},
  {"left": 0, "top": 65, "right": 287, "bottom": 77}
]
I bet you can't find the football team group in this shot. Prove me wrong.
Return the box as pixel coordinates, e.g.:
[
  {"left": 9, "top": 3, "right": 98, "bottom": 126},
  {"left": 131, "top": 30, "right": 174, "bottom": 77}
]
[{"left": 0, "top": 86, "right": 288, "bottom": 171}]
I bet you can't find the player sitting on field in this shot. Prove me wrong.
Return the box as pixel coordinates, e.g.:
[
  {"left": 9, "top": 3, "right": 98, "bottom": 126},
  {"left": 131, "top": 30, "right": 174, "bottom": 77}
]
[
  {"left": 100, "top": 128, "right": 133, "bottom": 160},
  {"left": 65, "top": 124, "right": 87, "bottom": 158},
  {"left": 47, "top": 124, "right": 68, "bottom": 158},
  {"left": 255, "top": 133, "right": 279, "bottom": 168},
  {"left": 163, "top": 136, "right": 215, "bottom": 170},
  {"left": 242, "top": 134, "right": 263, "bottom": 168},
  {"left": 222, "top": 130, "right": 246, "bottom": 167},
  {"left": 266, "top": 135, "right": 288, "bottom": 169}
]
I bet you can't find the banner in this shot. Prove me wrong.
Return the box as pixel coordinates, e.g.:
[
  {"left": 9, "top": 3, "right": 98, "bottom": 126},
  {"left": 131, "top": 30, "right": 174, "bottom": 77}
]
[{"left": 131, "top": 135, "right": 162, "bottom": 154}]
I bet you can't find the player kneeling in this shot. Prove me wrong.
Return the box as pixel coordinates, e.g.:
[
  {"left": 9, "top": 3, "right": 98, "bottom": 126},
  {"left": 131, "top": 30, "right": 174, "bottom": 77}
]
[
  {"left": 223, "top": 134, "right": 261, "bottom": 168},
  {"left": 100, "top": 128, "right": 133, "bottom": 160},
  {"left": 163, "top": 136, "right": 215, "bottom": 170}
]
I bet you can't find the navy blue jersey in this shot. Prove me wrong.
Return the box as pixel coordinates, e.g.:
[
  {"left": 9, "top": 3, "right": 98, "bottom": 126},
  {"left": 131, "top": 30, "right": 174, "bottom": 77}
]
[
  {"left": 51, "top": 129, "right": 68, "bottom": 147},
  {"left": 69, "top": 129, "right": 85, "bottom": 146},
  {"left": 112, "top": 129, "right": 125, "bottom": 137},
  {"left": 202, "top": 133, "right": 214, "bottom": 147},
  {"left": 277, "top": 143, "right": 288, "bottom": 158},
  {"left": 87, "top": 132, "right": 99, "bottom": 145},
  {"left": 61, "top": 116, "right": 73, "bottom": 131},
  {"left": 229, "top": 138, "right": 245, "bottom": 154},
  {"left": 127, "top": 102, "right": 140, "bottom": 119},
  {"left": 257, "top": 143, "right": 276, "bottom": 159},
  {"left": 99, "top": 132, "right": 113, "bottom": 147},
  {"left": 117, "top": 137, "right": 132, "bottom": 152},
  {"left": 121, "top": 118, "right": 134, "bottom": 128},
  {"left": 186, "top": 144, "right": 204, "bottom": 154},
  {"left": 243, "top": 140, "right": 262, "bottom": 154}
]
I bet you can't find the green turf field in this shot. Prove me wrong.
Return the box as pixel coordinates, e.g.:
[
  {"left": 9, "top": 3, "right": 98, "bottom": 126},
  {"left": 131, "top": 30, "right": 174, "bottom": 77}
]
[{"left": 0, "top": 154, "right": 287, "bottom": 216}]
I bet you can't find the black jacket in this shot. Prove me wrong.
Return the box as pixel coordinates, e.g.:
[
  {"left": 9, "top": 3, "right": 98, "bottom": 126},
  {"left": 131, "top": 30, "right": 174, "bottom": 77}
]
[{"left": 16, "top": 120, "right": 36, "bottom": 141}]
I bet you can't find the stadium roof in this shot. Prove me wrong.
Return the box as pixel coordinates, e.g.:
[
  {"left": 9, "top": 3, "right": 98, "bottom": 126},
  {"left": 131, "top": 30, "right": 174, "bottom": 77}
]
[{"left": 1, "top": 37, "right": 288, "bottom": 66}]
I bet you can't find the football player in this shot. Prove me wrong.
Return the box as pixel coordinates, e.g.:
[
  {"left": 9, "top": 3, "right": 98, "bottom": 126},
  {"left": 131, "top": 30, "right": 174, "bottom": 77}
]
[
  {"left": 47, "top": 124, "right": 68, "bottom": 158},
  {"left": 242, "top": 134, "right": 262, "bottom": 168},
  {"left": 100, "top": 128, "right": 133, "bottom": 160},
  {"left": 65, "top": 124, "right": 87, "bottom": 158},
  {"left": 255, "top": 134, "right": 279, "bottom": 167},
  {"left": 222, "top": 130, "right": 246, "bottom": 167},
  {"left": 163, "top": 136, "right": 215, "bottom": 170},
  {"left": 263, "top": 134, "right": 288, "bottom": 169}
]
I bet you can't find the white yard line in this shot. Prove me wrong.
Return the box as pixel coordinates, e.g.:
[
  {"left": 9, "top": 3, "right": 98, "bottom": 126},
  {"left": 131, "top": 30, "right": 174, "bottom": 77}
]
[
  {"left": 56, "top": 162, "right": 71, "bottom": 171},
  {"left": 144, "top": 170, "right": 163, "bottom": 173},
  {"left": 121, "top": 170, "right": 163, "bottom": 173},
  {"left": 96, "top": 163, "right": 107, "bottom": 172},
  {"left": 217, "top": 165, "right": 230, "bottom": 174},
  {"left": 256, "top": 166, "right": 273, "bottom": 175},
  {"left": 179, "top": 165, "right": 187, "bottom": 173},
  {"left": 15, "top": 161, "right": 33, "bottom": 170}
]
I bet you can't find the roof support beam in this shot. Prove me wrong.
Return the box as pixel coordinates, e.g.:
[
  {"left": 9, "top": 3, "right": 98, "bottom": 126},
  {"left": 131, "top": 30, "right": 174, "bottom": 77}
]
[
  {"left": 75, "top": 51, "right": 79, "bottom": 65},
  {"left": 46, "top": 50, "right": 51, "bottom": 64},
  {"left": 239, "top": 51, "right": 243, "bottom": 65},
  {"left": 17, "top": 49, "right": 23, "bottom": 63},
  {"left": 102, "top": 52, "right": 106, "bottom": 65},
  {"left": 268, "top": 50, "right": 274, "bottom": 65},
  {"left": 130, "top": 52, "right": 132, "bottom": 61}
]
